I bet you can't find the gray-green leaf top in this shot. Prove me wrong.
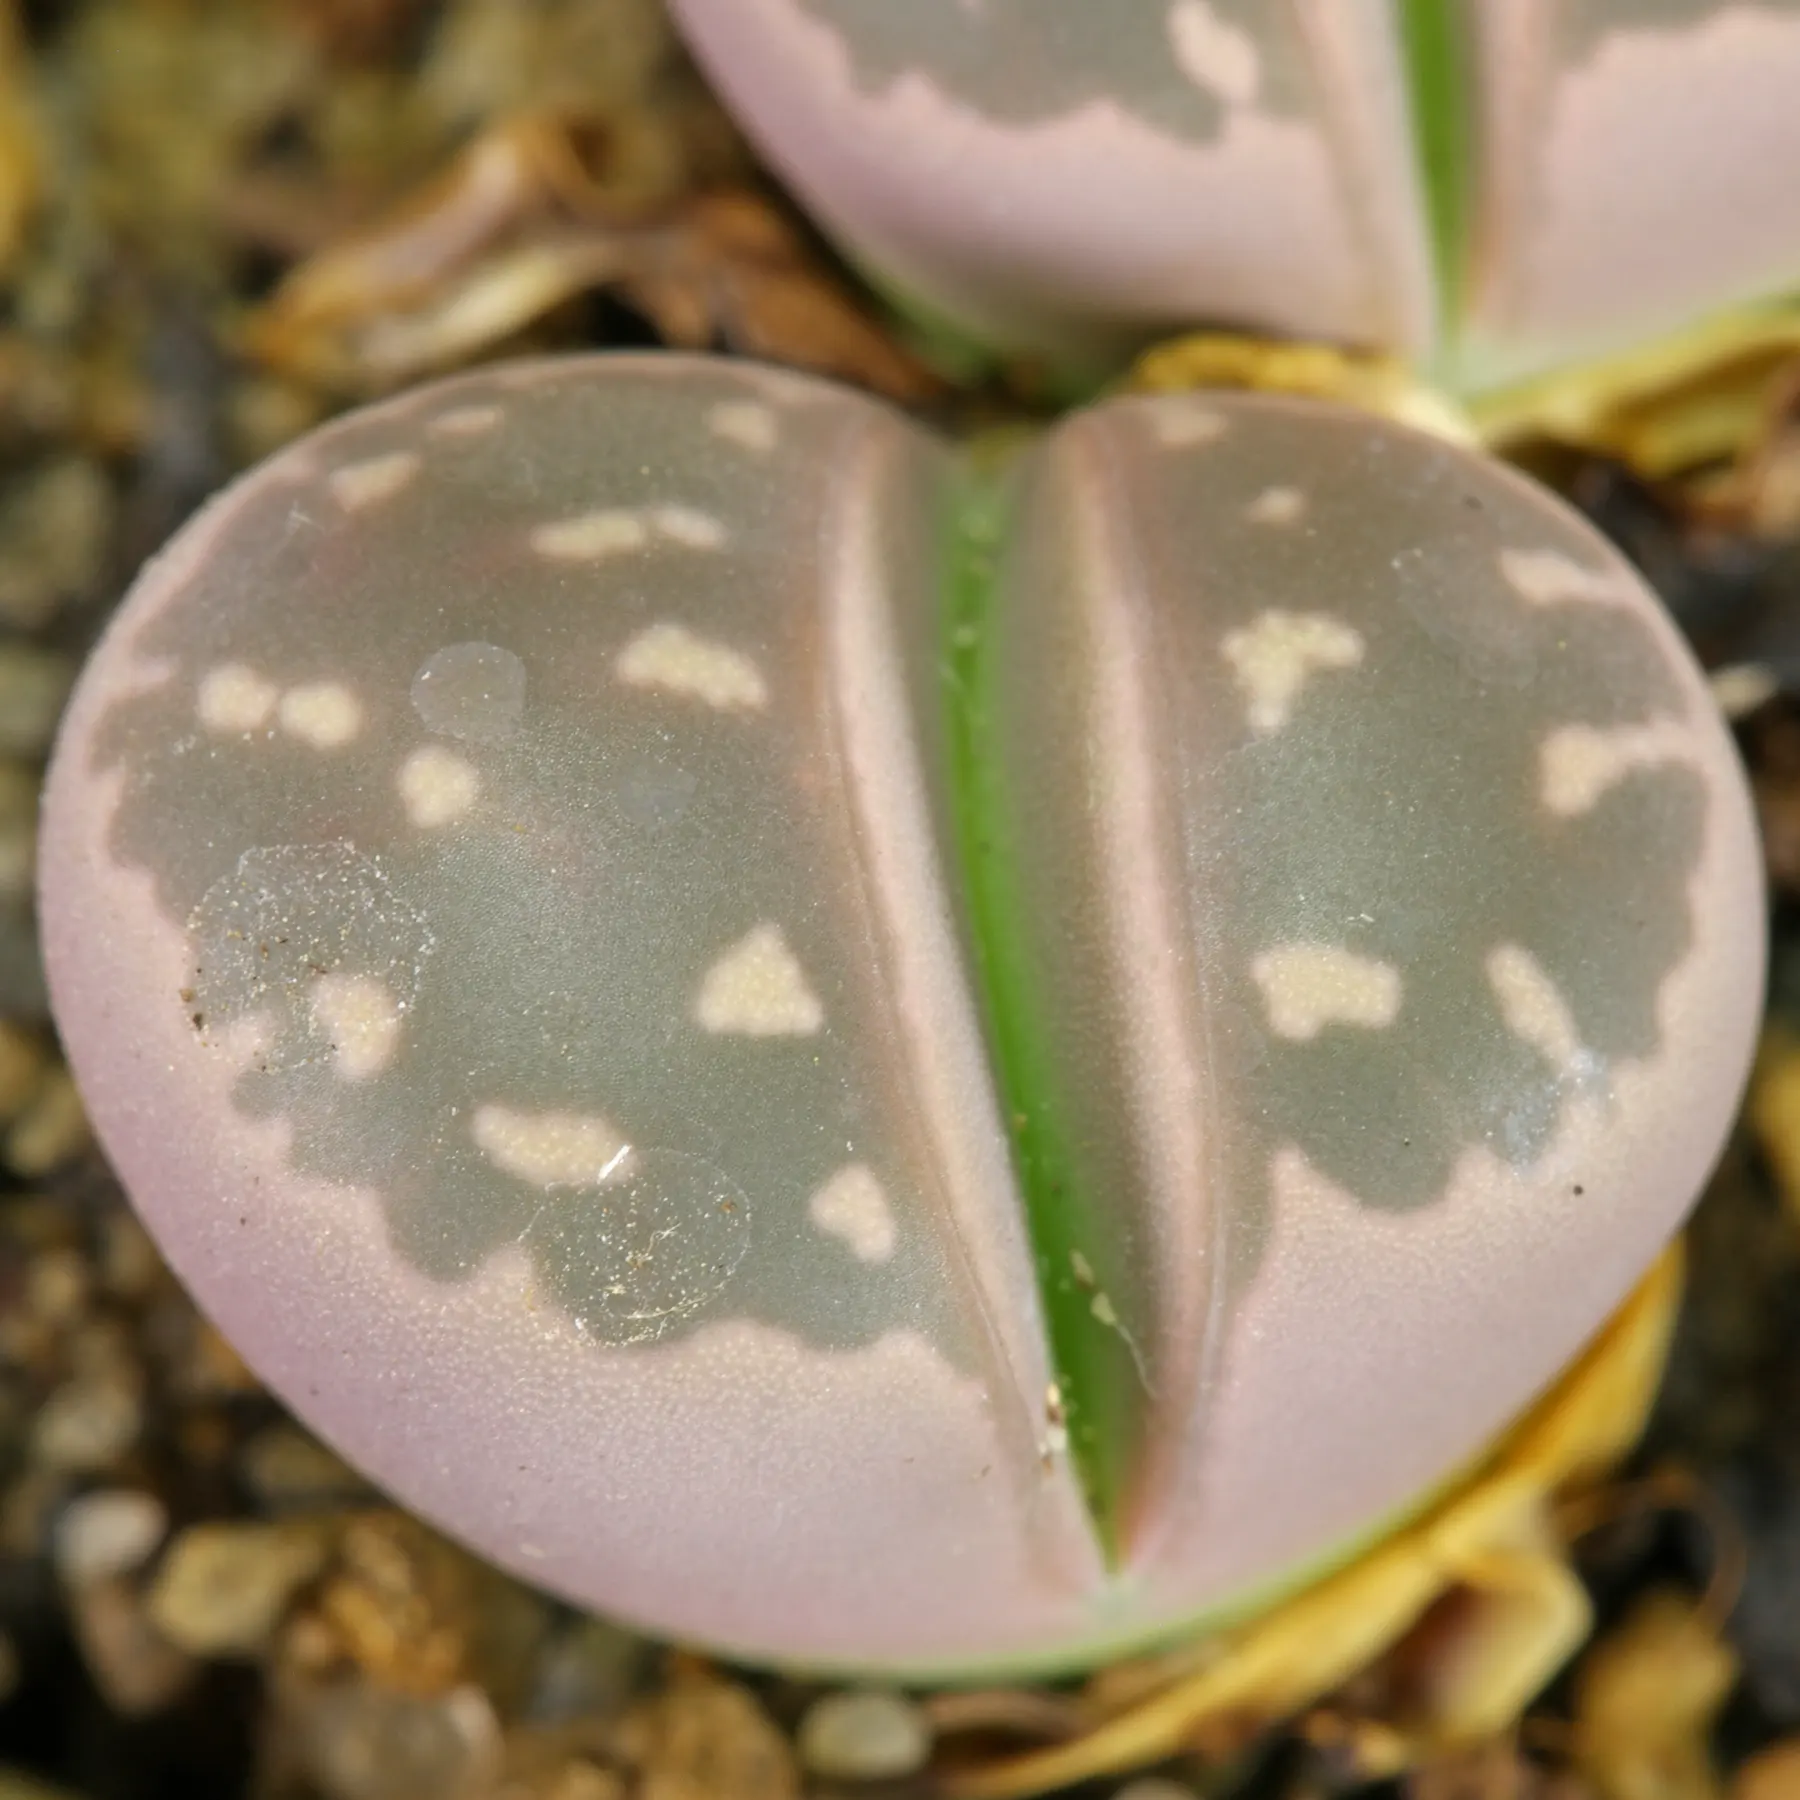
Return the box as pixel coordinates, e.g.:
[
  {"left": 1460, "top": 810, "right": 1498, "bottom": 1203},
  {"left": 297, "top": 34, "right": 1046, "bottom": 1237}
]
[{"left": 39, "top": 356, "right": 1764, "bottom": 1676}]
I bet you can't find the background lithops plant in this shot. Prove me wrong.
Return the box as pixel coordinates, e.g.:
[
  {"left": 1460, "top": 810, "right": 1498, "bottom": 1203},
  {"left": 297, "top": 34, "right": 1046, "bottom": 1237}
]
[
  {"left": 39, "top": 352, "right": 1764, "bottom": 1675},
  {"left": 666, "top": 1, "right": 1800, "bottom": 394}
]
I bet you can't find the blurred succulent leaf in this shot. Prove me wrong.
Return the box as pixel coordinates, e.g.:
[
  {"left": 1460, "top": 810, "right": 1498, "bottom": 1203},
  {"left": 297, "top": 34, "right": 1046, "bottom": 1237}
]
[{"left": 669, "top": 0, "right": 1800, "bottom": 403}]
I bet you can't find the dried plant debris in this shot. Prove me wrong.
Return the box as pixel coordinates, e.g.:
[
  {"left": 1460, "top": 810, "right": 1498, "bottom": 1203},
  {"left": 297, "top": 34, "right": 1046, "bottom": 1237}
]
[{"left": 242, "top": 116, "right": 941, "bottom": 401}]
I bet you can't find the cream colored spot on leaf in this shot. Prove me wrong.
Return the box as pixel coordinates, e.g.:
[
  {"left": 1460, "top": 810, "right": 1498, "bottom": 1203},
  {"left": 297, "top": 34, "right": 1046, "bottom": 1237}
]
[
  {"left": 328, "top": 451, "right": 419, "bottom": 512},
  {"left": 1223, "top": 610, "right": 1364, "bottom": 734},
  {"left": 1251, "top": 944, "right": 1401, "bottom": 1041},
  {"left": 530, "top": 508, "right": 648, "bottom": 561},
  {"left": 653, "top": 504, "right": 727, "bottom": 550},
  {"left": 695, "top": 922, "right": 822, "bottom": 1036},
  {"left": 1540, "top": 720, "right": 1693, "bottom": 815},
  {"left": 1149, "top": 399, "right": 1229, "bottom": 448},
  {"left": 1500, "top": 546, "right": 1635, "bottom": 609},
  {"left": 808, "top": 1163, "right": 896, "bottom": 1263},
  {"left": 617, "top": 623, "right": 767, "bottom": 712},
  {"left": 197, "top": 664, "right": 277, "bottom": 733},
  {"left": 472, "top": 1105, "right": 628, "bottom": 1188},
  {"left": 707, "top": 399, "right": 779, "bottom": 453},
  {"left": 277, "top": 681, "right": 362, "bottom": 748},
  {"left": 1246, "top": 484, "right": 1306, "bottom": 525},
  {"left": 1167, "top": 0, "right": 1260, "bottom": 105},
  {"left": 398, "top": 744, "right": 479, "bottom": 827},
  {"left": 1486, "top": 944, "right": 1587, "bottom": 1077},
  {"left": 427, "top": 404, "right": 501, "bottom": 437},
  {"left": 309, "top": 973, "right": 403, "bottom": 1081}
]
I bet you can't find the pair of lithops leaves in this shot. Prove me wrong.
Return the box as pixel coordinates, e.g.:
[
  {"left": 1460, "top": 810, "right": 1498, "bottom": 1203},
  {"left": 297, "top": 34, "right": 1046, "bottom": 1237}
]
[
  {"left": 670, "top": 0, "right": 1800, "bottom": 394},
  {"left": 41, "top": 354, "right": 1763, "bottom": 1676}
]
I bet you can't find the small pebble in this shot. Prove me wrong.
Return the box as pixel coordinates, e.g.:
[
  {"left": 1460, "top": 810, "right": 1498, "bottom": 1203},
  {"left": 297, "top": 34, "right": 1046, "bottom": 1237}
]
[
  {"left": 240, "top": 1423, "right": 370, "bottom": 1511},
  {"left": 5, "top": 1067, "right": 90, "bottom": 1177},
  {"left": 0, "top": 1022, "right": 46, "bottom": 1121},
  {"left": 0, "top": 456, "right": 112, "bottom": 632},
  {"left": 97, "top": 1210, "right": 163, "bottom": 1301},
  {"left": 70, "top": 1578, "right": 194, "bottom": 1716},
  {"left": 540, "top": 1763, "right": 626, "bottom": 1800},
  {"left": 32, "top": 1373, "right": 142, "bottom": 1472},
  {"left": 615, "top": 1676, "right": 797, "bottom": 1800},
  {"left": 25, "top": 1246, "right": 88, "bottom": 1328},
  {"left": 54, "top": 1488, "right": 167, "bottom": 1585},
  {"left": 1736, "top": 1739, "right": 1800, "bottom": 1800},
  {"left": 0, "top": 761, "right": 37, "bottom": 903},
  {"left": 527, "top": 1614, "right": 646, "bottom": 1723},
  {"left": 147, "top": 1521, "right": 330, "bottom": 1656},
  {"left": 796, "top": 1688, "right": 931, "bottom": 1782},
  {"left": 292, "top": 1678, "right": 503, "bottom": 1800},
  {"left": 0, "top": 644, "right": 72, "bottom": 757}
]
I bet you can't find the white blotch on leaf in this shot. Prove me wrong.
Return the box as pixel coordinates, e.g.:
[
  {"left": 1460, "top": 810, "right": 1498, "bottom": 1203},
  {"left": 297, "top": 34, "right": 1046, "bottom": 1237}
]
[
  {"left": 197, "top": 664, "right": 277, "bottom": 733},
  {"left": 653, "top": 504, "right": 727, "bottom": 550},
  {"left": 617, "top": 623, "right": 768, "bottom": 712},
  {"left": 1252, "top": 943, "right": 1402, "bottom": 1041},
  {"left": 531, "top": 508, "right": 649, "bottom": 560},
  {"left": 1539, "top": 720, "right": 1694, "bottom": 815},
  {"left": 1223, "top": 610, "right": 1364, "bottom": 734},
  {"left": 398, "top": 744, "right": 479, "bottom": 827},
  {"left": 1486, "top": 944, "right": 1589, "bottom": 1079},
  {"left": 328, "top": 451, "right": 419, "bottom": 512},
  {"left": 808, "top": 1163, "right": 896, "bottom": 1263},
  {"left": 707, "top": 399, "right": 779, "bottom": 453},
  {"left": 1148, "top": 399, "right": 1229, "bottom": 448},
  {"left": 1246, "top": 484, "right": 1306, "bottom": 526},
  {"left": 1167, "top": 0, "right": 1261, "bottom": 105},
  {"left": 277, "top": 681, "right": 362, "bottom": 748},
  {"left": 695, "top": 923, "right": 823, "bottom": 1036},
  {"left": 427, "top": 404, "right": 501, "bottom": 437},
  {"left": 1500, "top": 546, "right": 1635, "bottom": 609},
  {"left": 473, "top": 1105, "right": 629, "bottom": 1188},
  {"left": 309, "top": 973, "right": 403, "bottom": 1081}
]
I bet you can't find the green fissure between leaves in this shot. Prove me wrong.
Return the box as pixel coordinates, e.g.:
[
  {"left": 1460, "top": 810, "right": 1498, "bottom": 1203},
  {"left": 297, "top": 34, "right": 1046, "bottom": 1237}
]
[
  {"left": 1398, "top": 0, "right": 1473, "bottom": 345},
  {"left": 941, "top": 451, "right": 1140, "bottom": 1566}
]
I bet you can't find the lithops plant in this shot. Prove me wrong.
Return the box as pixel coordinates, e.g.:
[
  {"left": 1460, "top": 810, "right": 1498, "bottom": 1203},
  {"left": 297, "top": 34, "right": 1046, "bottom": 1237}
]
[
  {"left": 667, "top": 1, "right": 1800, "bottom": 393},
  {"left": 40, "top": 353, "right": 1763, "bottom": 1675}
]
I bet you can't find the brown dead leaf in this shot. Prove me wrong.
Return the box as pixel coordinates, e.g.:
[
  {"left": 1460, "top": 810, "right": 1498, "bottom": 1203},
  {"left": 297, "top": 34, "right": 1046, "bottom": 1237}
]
[
  {"left": 1472, "top": 305, "right": 1800, "bottom": 486},
  {"left": 1570, "top": 1592, "right": 1736, "bottom": 1800},
  {"left": 242, "top": 112, "right": 940, "bottom": 403},
  {"left": 1733, "top": 1740, "right": 1800, "bottom": 1800}
]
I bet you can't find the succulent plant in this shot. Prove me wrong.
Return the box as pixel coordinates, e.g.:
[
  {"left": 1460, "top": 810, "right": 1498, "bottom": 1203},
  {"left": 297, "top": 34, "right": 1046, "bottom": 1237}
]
[
  {"left": 39, "top": 353, "right": 1763, "bottom": 1675},
  {"left": 667, "top": 1, "right": 1800, "bottom": 394}
]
